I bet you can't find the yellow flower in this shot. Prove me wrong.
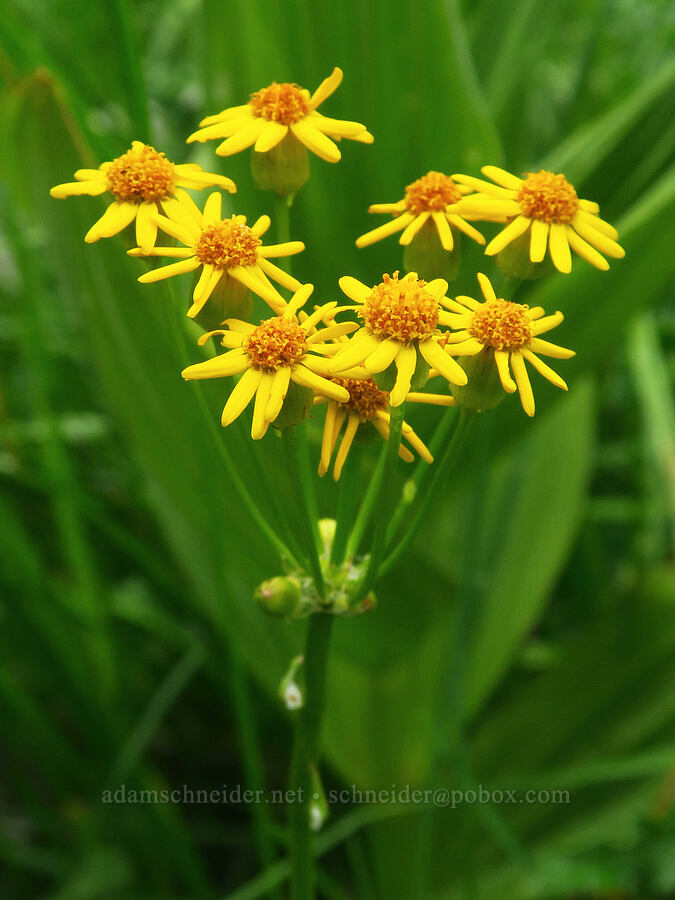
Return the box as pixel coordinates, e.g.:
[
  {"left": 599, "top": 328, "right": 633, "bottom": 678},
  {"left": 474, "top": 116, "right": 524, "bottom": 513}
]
[
  {"left": 317, "top": 376, "right": 454, "bottom": 480},
  {"left": 444, "top": 273, "right": 574, "bottom": 416},
  {"left": 187, "top": 67, "right": 373, "bottom": 163},
  {"left": 328, "top": 272, "right": 468, "bottom": 407},
  {"left": 128, "top": 191, "right": 305, "bottom": 317},
  {"left": 49, "top": 141, "right": 235, "bottom": 249},
  {"left": 356, "top": 171, "right": 485, "bottom": 251},
  {"left": 452, "top": 166, "right": 625, "bottom": 273},
  {"left": 181, "top": 285, "right": 360, "bottom": 440}
]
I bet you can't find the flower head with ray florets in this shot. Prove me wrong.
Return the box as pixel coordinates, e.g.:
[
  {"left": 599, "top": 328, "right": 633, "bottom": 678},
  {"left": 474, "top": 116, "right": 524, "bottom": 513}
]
[
  {"left": 187, "top": 67, "right": 373, "bottom": 164},
  {"left": 356, "top": 171, "right": 485, "bottom": 252},
  {"left": 316, "top": 375, "right": 455, "bottom": 480},
  {"left": 50, "top": 141, "right": 236, "bottom": 250},
  {"left": 451, "top": 166, "right": 625, "bottom": 273},
  {"left": 444, "top": 273, "right": 575, "bottom": 416},
  {"left": 328, "top": 271, "right": 468, "bottom": 407},
  {"left": 181, "top": 285, "right": 365, "bottom": 440},
  {"left": 127, "top": 191, "right": 305, "bottom": 318}
]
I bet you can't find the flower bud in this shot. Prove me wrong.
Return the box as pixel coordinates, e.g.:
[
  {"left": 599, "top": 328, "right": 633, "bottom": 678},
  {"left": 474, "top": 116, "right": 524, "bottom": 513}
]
[
  {"left": 403, "top": 218, "right": 461, "bottom": 282},
  {"left": 255, "top": 575, "right": 301, "bottom": 618},
  {"left": 449, "top": 349, "right": 505, "bottom": 411},
  {"left": 278, "top": 654, "right": 304, "bottom": 709},
  {"left": 495, "top": 229, "right": 554, "bottom": 280},
  {"left": 251, "top": 133, "right": 310, "bottom": 196},
  {"left": 192, "top": 274, "right": 252, "bottom": 334}
]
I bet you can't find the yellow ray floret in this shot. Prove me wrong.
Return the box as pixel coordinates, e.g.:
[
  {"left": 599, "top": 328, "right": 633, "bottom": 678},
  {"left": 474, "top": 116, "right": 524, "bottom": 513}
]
[
  {"left": 127, "top": 191, "right": 305, "bottom": 317},
  {"left": 181, "top": 285, "right": 361, "bottom": 439},
  {"left": 187, "top": 67, "right": 373, "bottom": 163},
  {"left": 49, "top": 141, "right": 236, "bottom": 249},
  {"left": 444, "top": 272, "right": 574, "bottom": 416},
  {"left": 451, "top": 166, "right": 624, "bottom": 273},
  {"left": 328, "top": 271, "right": 469, "bottom": 407},
  {"left": 315, "top": 376, "right": 454, "bottom": 480},
  {"left": 356, "top": 171, "right": 485, "bottom": 251}
]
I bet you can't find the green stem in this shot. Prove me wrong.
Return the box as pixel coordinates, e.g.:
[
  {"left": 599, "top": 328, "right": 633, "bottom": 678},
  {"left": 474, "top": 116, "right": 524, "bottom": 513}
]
[
  {"left": 350, "top": 404, "right": 404, "bottom": 606},
  {"left": 330, "top": 446, "right": 361, "bottom": 565},
  {"left": 385, "top": 404, "right": 457, "bottom": 548},
  {"left": 282, "top": 427, "right": 325, "bottom": 597},
  {"left": 344, "top": 444, "right": 386, "bottom": 560},
  {"left": 275, "top": 193, "right": 293, "bottom": 273},
  {"left": 381, "top": 408, "right": 476, "bottom": 575},
  {"left": 290, "top": 613, "right": 334, "bottom": 900}
]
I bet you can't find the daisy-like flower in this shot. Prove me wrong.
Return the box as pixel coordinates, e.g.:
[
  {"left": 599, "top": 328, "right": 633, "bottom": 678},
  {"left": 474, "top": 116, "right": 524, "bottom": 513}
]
[
  {"left": 444, "top": 273, "right": 574, "bottom": 416},
  {"left": 452, "top": 166, "right": 625, "bottom": 273},
  {"left": 128, "top": 191, "right": 304, "bottom": 317},
  {"left": 49, "top": 141, "right": 236, "bottom": 249},
  {"left": 317, "top": 377, "right": 454, "bottom": 480},
  {"left": 356, "top": 171, "right": 485, "bottom": 251},
  {"left": 328, "top": 272, "right": 468, "bottom": 407},
  {"left": 187, "top": 67, "right": 373, "bottom": 163},
  {"left": 181, "top": 285, "right": 361, "bottom": 440}
]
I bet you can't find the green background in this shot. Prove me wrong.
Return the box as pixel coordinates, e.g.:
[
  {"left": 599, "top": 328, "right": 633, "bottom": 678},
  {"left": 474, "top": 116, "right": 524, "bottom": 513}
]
[{"left": 1, "top": 0, "right": 674, "bottom": 897}]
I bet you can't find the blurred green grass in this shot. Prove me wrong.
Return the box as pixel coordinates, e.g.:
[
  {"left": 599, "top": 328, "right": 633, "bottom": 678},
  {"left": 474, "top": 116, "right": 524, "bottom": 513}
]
[{"left": 0, "top": 0, "right": 674, "bottom": 897}]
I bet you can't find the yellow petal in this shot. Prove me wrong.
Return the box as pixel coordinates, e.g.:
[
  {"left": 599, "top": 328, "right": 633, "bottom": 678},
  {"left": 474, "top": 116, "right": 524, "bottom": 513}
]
[
  {"left": 355, "top": 213, "right": 412, "bottom": 247},
  {"left": 290, "top": 120, "right": 341, "bottom": 162},
  {"left": 529, "top": 220, "right": 549, "bottom": 263},
  {"left": 138, "top": 257, "right": 200, "bottom": 283},
  {"left": 549, "top": 223, "right": 572, "bottom": 273},
  {"left": 221, "top": 368, "right": 262, "bottom": 426},
  {"left": 510, "top": 351, "right": 535, "bottom": 416},
  {"left": 254, "top": 121, "right": 288, "bottom": 153},
  {"left": 390, "top": 346, "right": 417, "bottom": 407},
  {"left": 85, "top": 201, "right": 137, "bottom": 242},
  {"left": 310, "top": 67, "right": 343, "bottom": 108},
  {"left": 485, "top": 215, "right": 531, "bottom": 256}
]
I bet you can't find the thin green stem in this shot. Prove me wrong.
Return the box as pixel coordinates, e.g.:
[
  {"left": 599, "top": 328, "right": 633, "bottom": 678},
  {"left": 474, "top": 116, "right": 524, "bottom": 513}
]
[
  {"left": 330, "top": 446, "right": 361, "bottom": 565},
  {"left": 274, "top": 193, "right": 293, "bottom": 273},
  {"left": 290, "top": 614, "right": 334, "bottom": 900},
  {"left": 381, "top": 408, "right": 476, "bottom": 575},
  {"left": 282, "top": 428, "right": 325, "bottom": 596},
  {"left": 344, "top": 445, "right": 386, "bottom": 560},
  {"left": 385, "top": 405, "right": 457, "bottom": 548},
  {"left": 350, "top": 405, "right": 404, "bottom": 606}
]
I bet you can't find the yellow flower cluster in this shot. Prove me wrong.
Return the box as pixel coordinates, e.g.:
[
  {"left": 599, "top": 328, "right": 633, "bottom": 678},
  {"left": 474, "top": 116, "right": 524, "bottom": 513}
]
[{"left": 50, "top": 68, "right": 624, "bottom": 481}]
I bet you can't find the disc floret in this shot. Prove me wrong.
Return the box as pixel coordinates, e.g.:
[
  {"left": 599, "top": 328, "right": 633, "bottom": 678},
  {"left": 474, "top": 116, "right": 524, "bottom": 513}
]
[
  {"left": 470, "top": 299, "right": 533, "bottom": 351},
  {"left": 360, "top": 273, "right": 440, "bottom": 342},
  {"left": 245, "top": 318, "right": 308, "bottom": 371},
  {"left": 250, "top": 82, "right": 312, "bottom": 124},
  {"left": 194, "top": 219, "right": 262, "bottom": 269},
  {"left": 106, "top": 144, "right": 176, "bottom": 202},
  {"left": 517, "top": 170, "right": 579, "bottom": 224},
  {"left": 404, "top": 171, "right": 462, "bottom": 214},
  {"left": 338, "top": 378, "right": 389, "bottom": 419}
]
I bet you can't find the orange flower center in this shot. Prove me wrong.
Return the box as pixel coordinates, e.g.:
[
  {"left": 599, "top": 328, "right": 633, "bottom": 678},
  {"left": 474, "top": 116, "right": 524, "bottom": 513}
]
[
  {"left": 517, "top": 170, "right": 579, "bottom": 224},
  {"left": 335, "top": 378, "right": 388, "bottom": 420},
  {"left": 244, "top": 318, "right": 307, "bottom": 371},
  {"left": 194, "top": 219, "right": 261, "bottom": 269},
  {"left": 106, "top": 144, "right": 176, "bottom": 202},
  {"left": 470, "top": 299, "right": 532, "bottom": 351},
  {"left": 404, "top": 171, "right": 461, "bottom": 214},
  {"left": 360, "top": 273, "right": 439, "bottom": 343},
  {"left": 250, "top": 82, "right": 311, "bottom": 125}
]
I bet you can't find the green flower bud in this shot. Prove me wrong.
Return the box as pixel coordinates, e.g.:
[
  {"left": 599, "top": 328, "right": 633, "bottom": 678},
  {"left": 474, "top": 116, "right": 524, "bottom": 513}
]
[
  {"left": 251, "top": 133, "right": 310, "bottom": 196},
  {"left": 403, "top": 218, "right": 461, "bottom": 282},
  {"left": 450, "top": 349, "right": 505, "bottom": 412},
  {"left": 496, "top": 229, "right": 554, "bottom": 280},
  {"left": 255, "top": 576, "right": 301, "bottom": 618}
]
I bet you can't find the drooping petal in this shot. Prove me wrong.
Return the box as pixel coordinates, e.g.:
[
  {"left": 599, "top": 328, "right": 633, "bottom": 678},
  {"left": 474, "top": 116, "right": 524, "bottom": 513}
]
[
  {"left": 485, "top": 215, "right": 531, "bottom": 256},
  {"left": 265, "top": 367, "right": 292, "bottom": 422},
  {"left": 216, "top": 118, "right": 267, "bottom": 156},
  {"left": 418, "top": 340, "right": 468, "bottom": 385},
  {"left": 137, "top": 257, "right": 200, "bottom": 283},
  {"left": 431, "top": 211, "right": 454, "bottom": 250},
  {"left": 565, "top": 227, "right": 610, "bottom": 270},
  {"left": 548, "top": 223, "right": 572, "bottom": 273},
  {"left": 221, "top": 368, "right": 262, "bottom": 427},
  {"left": 355, "top": 213, "right": 412, "bottom": 248},
  {"left": 390, "top": 345, "right": 417, "bottom": 407},
  {"left": 494, "top": 350, "right": 517, "bottom": 393},
  {"left": 85, "top": 201, "right": 138, "bottom": 242},
  {"left": 521, "top": 349, "right": 568, "bottom": 390},
  {"left": 364, "top": 339, "right": 401, "bottom": 374},
  {"left": 510, "top": 351, "right": 535, "bottom": 416},
  {"left": 251, "top": 373, "right": 274, "bottom": 439},
  {"left": 135, "top": 202, "right": 158, "bottom": 250},
  {"left": 333, "top": 414, "right": 360, "bottom": 480},
  {"left": 290, "top": 120, "right": 341, "bottom": 162},
  {"left": 529, "top": 220, "right": 549, "bottom": 263},
  {"left": 254, "top": 120, "right": 289, "bottom": 153},
  {"left": 571, "top": 217, "right": 625, "bottom": 259}
]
